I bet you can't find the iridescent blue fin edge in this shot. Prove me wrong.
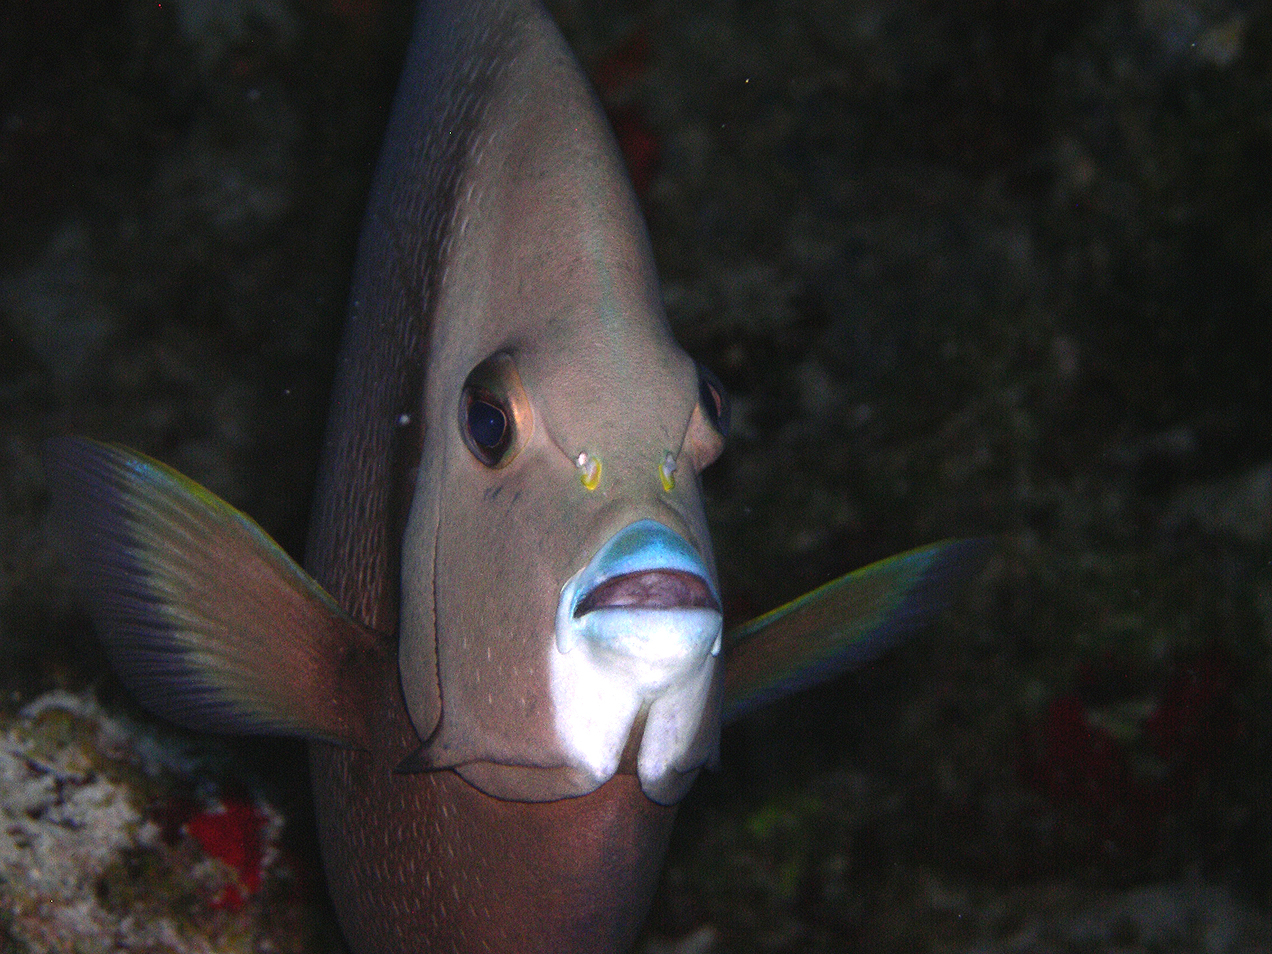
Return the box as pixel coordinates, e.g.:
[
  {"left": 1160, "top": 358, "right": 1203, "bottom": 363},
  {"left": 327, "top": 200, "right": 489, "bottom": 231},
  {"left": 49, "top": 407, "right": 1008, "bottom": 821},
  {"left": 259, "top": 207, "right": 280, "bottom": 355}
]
[{"left": 721, "top": 537, "right": 991, "bottom": 724}]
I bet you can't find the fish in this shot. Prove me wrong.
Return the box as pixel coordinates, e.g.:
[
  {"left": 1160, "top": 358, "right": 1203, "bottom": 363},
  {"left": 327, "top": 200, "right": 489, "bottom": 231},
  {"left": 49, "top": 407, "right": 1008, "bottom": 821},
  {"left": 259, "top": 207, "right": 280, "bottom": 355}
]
[{"left": 42, "top": 0, "right": 988, "bottom": 950}]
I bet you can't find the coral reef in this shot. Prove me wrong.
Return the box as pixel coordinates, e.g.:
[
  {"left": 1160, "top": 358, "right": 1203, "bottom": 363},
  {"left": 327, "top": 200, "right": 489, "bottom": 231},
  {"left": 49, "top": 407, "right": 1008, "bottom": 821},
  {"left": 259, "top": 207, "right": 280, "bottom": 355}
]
[{"left": 0, "top": 691, "right": 321, "bottom": 952}]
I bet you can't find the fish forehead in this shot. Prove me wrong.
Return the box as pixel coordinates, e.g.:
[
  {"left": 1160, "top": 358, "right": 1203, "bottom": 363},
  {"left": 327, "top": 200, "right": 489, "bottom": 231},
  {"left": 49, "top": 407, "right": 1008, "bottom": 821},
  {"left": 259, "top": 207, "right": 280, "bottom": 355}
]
[
  {"left": 520, "top": 335, "right": 699, "bottom": 480},
  {"left": 425, "top": 0, "right": 692, "bottom": 432}
]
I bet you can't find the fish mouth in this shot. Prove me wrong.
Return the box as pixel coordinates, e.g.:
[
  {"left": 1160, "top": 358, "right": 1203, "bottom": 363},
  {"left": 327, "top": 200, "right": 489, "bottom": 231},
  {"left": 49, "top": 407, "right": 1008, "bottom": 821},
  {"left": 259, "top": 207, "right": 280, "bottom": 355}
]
[
  {"left": 556, "top": 519, "right": 723, "bottom": 658},
  {"left": 573, "top": 568, "right": 720, "bottom": 616},
  {"left": 551, "top": 519, "right": 723, "bottom": 803}
]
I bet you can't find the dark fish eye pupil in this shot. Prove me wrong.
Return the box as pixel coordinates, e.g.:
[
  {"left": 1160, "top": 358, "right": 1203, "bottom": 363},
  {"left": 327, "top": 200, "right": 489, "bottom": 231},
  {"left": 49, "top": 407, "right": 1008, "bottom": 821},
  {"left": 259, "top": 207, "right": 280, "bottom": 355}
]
[
  {"left": 696, "top": 364, "right": 731, "bottom": 437},
  {"left": 468, "top": 400, "right": 507, "bottom": 449}
]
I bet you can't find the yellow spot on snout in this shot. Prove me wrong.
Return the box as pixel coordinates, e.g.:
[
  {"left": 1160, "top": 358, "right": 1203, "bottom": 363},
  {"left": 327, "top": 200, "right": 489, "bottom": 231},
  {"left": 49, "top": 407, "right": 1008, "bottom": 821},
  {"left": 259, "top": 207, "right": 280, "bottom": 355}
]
[
  {"left": 576, "top": 452, "right": 602, "bottom": 491},
  {"left": 659, "top": 451, "right": 677, "bottom": 492}
]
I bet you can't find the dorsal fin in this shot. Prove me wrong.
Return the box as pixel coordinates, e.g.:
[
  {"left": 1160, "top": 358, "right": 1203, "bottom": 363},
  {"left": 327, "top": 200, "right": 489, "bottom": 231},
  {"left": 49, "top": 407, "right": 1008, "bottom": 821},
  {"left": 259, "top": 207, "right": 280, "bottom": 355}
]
[{"left": 44, "top": 437, "right": 390, "bottom": 747}]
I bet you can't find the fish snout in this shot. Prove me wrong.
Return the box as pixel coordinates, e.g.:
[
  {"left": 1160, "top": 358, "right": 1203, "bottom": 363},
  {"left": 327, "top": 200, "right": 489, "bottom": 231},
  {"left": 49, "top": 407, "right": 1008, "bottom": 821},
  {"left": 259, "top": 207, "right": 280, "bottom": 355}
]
[
  {"left": 552, "top": 520, "right": 723, "bottom": 802},
  {"left": 556, "top": 520, "right": 722, "bottom": 671}
]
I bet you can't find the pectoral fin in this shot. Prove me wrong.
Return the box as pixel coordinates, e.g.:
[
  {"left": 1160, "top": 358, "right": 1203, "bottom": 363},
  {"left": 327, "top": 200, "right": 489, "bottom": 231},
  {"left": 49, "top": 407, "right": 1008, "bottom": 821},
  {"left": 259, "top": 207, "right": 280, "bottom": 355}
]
[
  {"left": 43, "top": 437, "right": 388, "bottom": 746},
  {"left": 722, "top": 538, "right": 990, "bottom": 723}
]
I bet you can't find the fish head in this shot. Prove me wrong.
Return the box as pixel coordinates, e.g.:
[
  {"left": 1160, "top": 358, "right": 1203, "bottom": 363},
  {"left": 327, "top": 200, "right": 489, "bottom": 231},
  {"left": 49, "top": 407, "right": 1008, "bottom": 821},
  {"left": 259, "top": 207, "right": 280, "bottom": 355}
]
[{"left": 396, "top": 30, "right": 729, "bottom": 805}]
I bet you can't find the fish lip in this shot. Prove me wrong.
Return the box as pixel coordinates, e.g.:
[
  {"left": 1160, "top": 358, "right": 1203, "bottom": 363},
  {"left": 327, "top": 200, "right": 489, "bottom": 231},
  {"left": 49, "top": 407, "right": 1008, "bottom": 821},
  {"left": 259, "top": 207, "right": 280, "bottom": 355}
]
[
  {"left": 565, "top": 518, "right": 720, "bottom": 613},
  {"left": 573, "top": 568, "right": 720, "bottom": 616},
  {"left": 556, "top": 519, "right": 723, "bottom": 658}
]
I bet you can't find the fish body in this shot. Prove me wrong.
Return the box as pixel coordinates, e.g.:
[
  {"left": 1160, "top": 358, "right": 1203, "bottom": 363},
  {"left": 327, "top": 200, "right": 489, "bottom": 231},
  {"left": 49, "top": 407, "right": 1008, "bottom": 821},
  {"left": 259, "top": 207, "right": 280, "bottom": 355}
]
[
  {"left": 307, "top": 3, "right": 721, "bottom": 945},
  {"left": 43, "top": 0, "right": 988, "bottom": 950}
]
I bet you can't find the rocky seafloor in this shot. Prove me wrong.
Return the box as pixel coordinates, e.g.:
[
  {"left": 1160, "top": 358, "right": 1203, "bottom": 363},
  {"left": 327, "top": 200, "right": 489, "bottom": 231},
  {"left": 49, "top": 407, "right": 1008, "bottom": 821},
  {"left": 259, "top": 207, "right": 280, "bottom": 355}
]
[{"left": 2, "top": 0, "right": 1271, "bottom": 950}]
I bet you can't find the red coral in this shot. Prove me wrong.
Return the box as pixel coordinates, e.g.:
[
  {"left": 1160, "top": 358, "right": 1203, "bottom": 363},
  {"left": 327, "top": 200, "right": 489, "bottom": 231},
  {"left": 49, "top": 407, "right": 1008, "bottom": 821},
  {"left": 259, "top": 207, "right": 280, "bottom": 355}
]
[
  {"left": 1025, "top": 694, "right": 1131, "bottom": 808},
  {"left": 1143, "top": 644, "right": 1242, "bottom": 781},
  {"left": 186, "top": 796, "right": 270, "bottom": 911},
  {"left": 1020, "top": 644, "right": 1243, "bottom": 864},
  {"left": 607, "top": 105, "right": 660, "bottom": 198},
  {"left": 592, "top": 29, "right": 653, "bottom": 97},
  {"left": 590, "top": 27, "right": 661, "bottom": 198}
]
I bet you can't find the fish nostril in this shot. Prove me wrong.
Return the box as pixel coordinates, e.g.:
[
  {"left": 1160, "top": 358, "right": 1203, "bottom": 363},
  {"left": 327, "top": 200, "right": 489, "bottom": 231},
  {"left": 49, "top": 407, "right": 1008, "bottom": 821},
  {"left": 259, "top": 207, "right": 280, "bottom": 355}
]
[{"left": 574, "top": 569, "right": 720, "bottom": 617}]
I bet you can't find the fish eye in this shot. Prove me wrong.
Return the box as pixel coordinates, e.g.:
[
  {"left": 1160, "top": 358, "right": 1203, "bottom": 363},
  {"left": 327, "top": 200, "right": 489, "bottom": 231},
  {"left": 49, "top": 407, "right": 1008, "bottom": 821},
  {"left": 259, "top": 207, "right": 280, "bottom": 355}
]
[
  {"left": 468, "top": 398, "right": 507, "bottom": 448},
  {"left": 696, "top": 363, "right": 731, "bottom": 438},
  {"left": 459, "top": 353, "right": 531, "bottom": 468},
  {"left": 463, "top": 391, "right": 511, "bottom": 465}
]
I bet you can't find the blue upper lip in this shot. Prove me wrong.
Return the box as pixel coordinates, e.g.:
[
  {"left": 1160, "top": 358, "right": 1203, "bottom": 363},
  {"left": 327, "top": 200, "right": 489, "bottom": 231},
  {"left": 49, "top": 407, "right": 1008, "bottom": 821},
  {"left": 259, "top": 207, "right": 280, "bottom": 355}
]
[{"left": 567, "top": 519, "right": 719, "bottom": 617}]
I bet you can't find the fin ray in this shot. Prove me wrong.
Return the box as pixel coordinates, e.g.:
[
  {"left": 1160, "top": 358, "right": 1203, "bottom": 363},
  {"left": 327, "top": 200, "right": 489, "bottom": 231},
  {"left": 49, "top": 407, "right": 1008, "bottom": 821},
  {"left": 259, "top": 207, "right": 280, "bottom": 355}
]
[
  {"left": 44, "top": 437, "right": 389, "bottom": 745},
  {"left": 721, "top": 538, "right": 990, "bottom": 723}
]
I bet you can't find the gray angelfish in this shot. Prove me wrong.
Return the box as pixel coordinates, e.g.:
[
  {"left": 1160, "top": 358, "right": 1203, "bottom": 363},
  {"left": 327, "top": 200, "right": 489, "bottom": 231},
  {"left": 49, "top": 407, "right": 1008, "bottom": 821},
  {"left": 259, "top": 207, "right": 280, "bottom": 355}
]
[{"left": 44, "top": 0, "right": 987, "bottom": 950}]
